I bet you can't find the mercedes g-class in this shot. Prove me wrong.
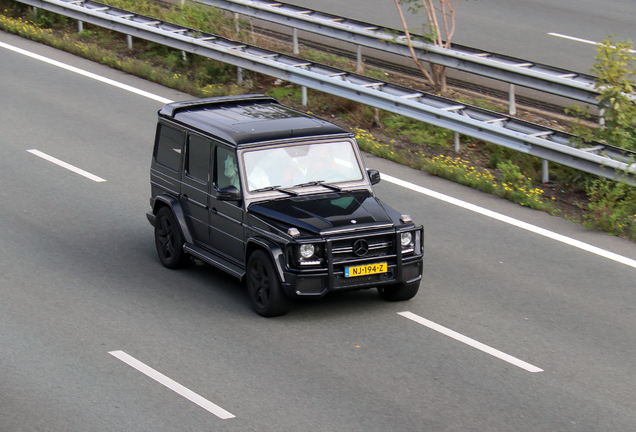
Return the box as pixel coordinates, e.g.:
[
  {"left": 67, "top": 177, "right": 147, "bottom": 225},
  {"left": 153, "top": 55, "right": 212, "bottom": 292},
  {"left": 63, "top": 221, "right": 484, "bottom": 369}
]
[{"left": 147, "top": 95, "right": 423, "bottom": 316}]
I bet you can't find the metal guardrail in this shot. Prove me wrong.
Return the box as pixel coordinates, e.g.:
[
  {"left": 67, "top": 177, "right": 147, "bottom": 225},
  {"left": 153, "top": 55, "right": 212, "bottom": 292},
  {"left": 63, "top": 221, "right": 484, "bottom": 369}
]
[
  {"left": 197, "top": 0, "right": 600, "bottom": 105},
  {"left": 17, "top": 0, "right": 636, "bottom": 185}
]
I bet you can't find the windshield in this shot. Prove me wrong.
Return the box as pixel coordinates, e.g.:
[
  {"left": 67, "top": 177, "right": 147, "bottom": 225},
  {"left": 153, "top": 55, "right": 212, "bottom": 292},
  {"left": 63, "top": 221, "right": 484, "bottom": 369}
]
[{"left": 242, "top": 141, "right": 363, "bottom": 192}]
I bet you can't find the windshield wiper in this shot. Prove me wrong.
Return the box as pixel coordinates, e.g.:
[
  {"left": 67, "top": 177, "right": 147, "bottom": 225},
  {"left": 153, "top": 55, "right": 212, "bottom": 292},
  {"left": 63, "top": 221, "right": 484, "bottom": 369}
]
[
  {"left": 293, "top": 180, "right": 342, "bottom": 191},
  {"left": 251, "top": 185, "right": 298, "bottom": 196}
]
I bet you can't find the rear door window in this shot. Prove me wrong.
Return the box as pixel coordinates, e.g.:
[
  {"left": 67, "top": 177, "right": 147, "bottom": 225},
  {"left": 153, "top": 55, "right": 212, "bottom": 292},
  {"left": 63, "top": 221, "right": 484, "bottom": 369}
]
[{"left": 186, "top": 134, "right": 211, "bottom": 182}]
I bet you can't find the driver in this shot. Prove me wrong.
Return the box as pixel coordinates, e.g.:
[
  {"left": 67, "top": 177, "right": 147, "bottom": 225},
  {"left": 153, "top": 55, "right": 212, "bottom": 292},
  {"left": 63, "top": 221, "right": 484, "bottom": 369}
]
[{"left": 224, "top": 155, "right": 240, "bottom": 190}]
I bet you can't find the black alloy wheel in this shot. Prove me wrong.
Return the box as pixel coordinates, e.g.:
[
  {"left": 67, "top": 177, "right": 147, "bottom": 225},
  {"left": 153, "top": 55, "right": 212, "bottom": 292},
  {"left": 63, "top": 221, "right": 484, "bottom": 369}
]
[
  {"left": 154, "top": 207, "right": 190, "bottom": 269},
  {"left": 247, "top": 250, "right": 292, "bottom": 317}
]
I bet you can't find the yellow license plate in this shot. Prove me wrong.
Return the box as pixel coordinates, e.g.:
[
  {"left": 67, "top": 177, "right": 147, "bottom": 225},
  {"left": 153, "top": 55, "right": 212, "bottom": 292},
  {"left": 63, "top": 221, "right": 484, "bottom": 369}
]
[{"left": 344, "top": 262, "right": 387, "bottom": 278}]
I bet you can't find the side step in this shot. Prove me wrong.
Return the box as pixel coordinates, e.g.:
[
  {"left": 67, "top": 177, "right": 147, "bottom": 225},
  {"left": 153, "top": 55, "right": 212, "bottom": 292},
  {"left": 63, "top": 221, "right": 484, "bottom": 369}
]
[{"left": 183, "top": 244, "right": 246, "bottom": 280}]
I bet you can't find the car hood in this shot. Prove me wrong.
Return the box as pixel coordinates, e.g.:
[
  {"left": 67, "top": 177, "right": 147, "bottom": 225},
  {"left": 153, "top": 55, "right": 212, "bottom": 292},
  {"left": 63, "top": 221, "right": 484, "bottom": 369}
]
[{"left": 248, "top": 190, "right": 397, "bottom": 235}]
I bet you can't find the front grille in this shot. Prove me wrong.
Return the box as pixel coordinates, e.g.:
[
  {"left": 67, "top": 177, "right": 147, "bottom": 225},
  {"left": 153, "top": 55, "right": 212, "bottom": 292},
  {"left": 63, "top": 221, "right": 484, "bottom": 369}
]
[{"left": 331, "top": 233, "right": 394, "bottom": 262}]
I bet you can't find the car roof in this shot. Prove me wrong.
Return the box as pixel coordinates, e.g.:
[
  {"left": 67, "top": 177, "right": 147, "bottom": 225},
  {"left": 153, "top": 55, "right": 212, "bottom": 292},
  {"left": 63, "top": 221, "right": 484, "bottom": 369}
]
[{"left": 159, "top": 95, "right": 350, "bottom": 146}]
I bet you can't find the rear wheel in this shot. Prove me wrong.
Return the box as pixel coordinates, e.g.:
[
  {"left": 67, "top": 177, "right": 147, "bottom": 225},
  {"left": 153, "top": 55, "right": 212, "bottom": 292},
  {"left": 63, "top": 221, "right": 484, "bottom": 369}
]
[
  {"left": 154, "top": 207, "right": 190, "bottom": 269},
  {"left": 377, "top": 281, "right": 420, "bottom": 301},
  {"left": 247, "top": 250, "right": 292, "bottom": 317}
]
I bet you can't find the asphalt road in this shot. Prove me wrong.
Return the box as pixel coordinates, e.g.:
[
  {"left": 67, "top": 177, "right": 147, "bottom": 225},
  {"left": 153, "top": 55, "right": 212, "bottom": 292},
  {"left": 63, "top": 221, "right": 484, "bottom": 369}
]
[
  {"left": 3, "top": 31, "right": 636, "bottom": 431},
  {"left": 284, "top": 0, "right": 636, "bottom": 74}
]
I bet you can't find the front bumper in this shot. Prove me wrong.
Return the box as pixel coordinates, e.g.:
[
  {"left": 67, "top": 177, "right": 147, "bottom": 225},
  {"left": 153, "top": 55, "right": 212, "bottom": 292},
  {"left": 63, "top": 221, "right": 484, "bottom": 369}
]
[{"left": 281, "top": 255, "right": 423, "bottom": 298}]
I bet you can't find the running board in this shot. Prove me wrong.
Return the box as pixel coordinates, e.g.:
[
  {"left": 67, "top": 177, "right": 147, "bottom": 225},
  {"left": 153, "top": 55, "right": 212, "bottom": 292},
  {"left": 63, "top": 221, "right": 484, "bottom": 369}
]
[{"left": 183, "top": 244, "right": 246, "bottom": 280}]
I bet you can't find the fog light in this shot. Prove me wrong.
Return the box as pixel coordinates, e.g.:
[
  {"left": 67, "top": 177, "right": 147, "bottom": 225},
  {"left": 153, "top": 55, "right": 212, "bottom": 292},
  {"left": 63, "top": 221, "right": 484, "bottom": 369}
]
[{"left": 300, "top": 244, "right": 315, "bottom": 258}]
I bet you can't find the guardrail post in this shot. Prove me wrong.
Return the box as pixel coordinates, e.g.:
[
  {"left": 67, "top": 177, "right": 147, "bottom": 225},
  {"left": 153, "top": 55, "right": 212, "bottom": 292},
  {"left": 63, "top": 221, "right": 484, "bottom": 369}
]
[
  {"left": 542, "top": 159, "right": 549, "bottom": 184},
  {"left": 374, "top": 108, "right": 381, "bottom": 127},
  {"left": 127, "top": 35, "right": 133, "bottom": 49},
  {"left": 234, "top": 13, "right": 239, "bottom": 35},
  {"left": 454, "top": 131, "right": 460, "bottom": 153},
  {"left": 302, "top": 86, "right": 308, "bottom": 106},
  {"left": 293, "top": 28, "right": 299, "bottom": 55},
  {"left": 237, "top": 67, "right": 243, "bottom": 84},
  {"left": 33, "top": 6, "right": 37, "bottom": 17},
  {"left": 509, "top": 84, "right": 516, "bottom": 116},
  {"left": 78, "top": 20, "right": 83, "bottom": 33},
  {"left": 357, "top": 46, "right": 363, "bottom": 73}
]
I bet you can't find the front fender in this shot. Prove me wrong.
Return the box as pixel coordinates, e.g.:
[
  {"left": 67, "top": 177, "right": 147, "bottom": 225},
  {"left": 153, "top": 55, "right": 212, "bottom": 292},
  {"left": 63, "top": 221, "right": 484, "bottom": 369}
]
[
  {"left": 246, "top": 237, "right": 287, "bottom": 283},
  {"left": 152, "top": 195, "right": 194, "bottom": 245}
]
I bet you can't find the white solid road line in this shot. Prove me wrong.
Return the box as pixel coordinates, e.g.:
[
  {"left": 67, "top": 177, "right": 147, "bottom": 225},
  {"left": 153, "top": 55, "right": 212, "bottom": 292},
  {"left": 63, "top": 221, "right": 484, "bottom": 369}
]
[
  {"left": 27, "top": 149, "right": 106, "bottom": 182},
  {"left": 0, "top": 41, "right": 173, "bottom": 104},
  {"left": 399, "top": 312, "right": 544, "bottom": 373},
  {"left": 381, "top": 173, "right": 636, "bottom": 270},
  {"left": 109, "top": 350, "right": 236, "bottom": 419},
  {"left": 547, "top": 32, "right": 599, "bottom": 46},
  {"left": 6, "top": 41, "right": 636, "bottom": 270},
  {"left": 548, "top": 33, "right": 636, "bottom": 53}
]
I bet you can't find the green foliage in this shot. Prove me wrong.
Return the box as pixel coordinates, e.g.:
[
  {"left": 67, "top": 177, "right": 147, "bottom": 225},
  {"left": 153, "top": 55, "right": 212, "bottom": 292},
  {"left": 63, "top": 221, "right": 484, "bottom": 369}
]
[
  {"left": 78, "top": 29, "right": 98, "bottom": 39},
  {"left": 266, "top": 85, "right": 304, "bottom": 104},
  {"left": 0, "top": 0, "right": 29, "bottom": 15},
  {"left": 426, "top": 155, "right": 497, "bottom": 194},
  {"left": 496, "top": 161, "right": 552, "bottom": 211},
  {"left": 469, "top": 98, "right": 506, "bottom": 113},
  {"left": 592, "top": 38, "right": 636, "bottom": 151},
  {"left": 565, "top": 37, "right": 636, "bottom": 239},
  {"left": 99, "top": 0, "right": 236, "bottom": 38},
  {"left": 383, "top": 114, "right": 453, "bottom": 148},
  {"left": 354, "top": 128, "right": 406, "bottom": 163},
  {"left": 302, "top": 49, "right": 354, "bottom": 71},
  {"left": 31, "top": 8, "right": 70, "bottom": 28},
  {"left": 195, "top": 60, "right": 235, "bottom": 85},
  {"left": 584, "top": 177, "right": 636, "bottom": 239},
  {"left": 169, "top": 2, "right": 232, "bottom": 33}
]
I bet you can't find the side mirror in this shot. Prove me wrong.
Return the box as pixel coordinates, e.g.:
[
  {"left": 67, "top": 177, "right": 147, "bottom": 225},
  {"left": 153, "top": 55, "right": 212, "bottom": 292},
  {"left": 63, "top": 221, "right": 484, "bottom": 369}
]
[
  {"left": 367, "top": 169, "right": 381, "bottom": 185},
  {"left": 217, "top": 185, "right": 241, "bottom": 201}
]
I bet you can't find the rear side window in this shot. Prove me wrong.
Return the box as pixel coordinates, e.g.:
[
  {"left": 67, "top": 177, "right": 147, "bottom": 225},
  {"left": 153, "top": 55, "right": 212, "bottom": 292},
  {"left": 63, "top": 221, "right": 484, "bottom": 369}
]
[
  {"left": 155, "top": 124, "right": 184, "bottom": 171},
  {"left": 186, "top": 134, "right": 211, "bottom": 182}
]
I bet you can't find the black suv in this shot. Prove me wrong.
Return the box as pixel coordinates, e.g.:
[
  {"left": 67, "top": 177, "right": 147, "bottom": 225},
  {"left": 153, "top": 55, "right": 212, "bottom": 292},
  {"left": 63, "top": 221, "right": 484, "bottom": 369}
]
[{"left": 147, "top": 95, "right": 423, "bottom": 316}]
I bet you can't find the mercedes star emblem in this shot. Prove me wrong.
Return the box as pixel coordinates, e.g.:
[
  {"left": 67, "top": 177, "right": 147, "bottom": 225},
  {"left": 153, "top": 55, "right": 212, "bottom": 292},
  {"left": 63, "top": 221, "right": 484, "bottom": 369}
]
[{"left": 353, "top": 239, "right": 369, "bottom": 257}]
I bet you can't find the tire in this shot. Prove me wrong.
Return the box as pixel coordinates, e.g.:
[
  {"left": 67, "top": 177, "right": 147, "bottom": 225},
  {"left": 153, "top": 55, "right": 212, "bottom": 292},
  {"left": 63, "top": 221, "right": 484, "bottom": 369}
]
[
  {"left": 377, "top": 281, "right": 420, "bottom": 301},
  {"left": 154, "top": 207, "right": 190, "bottom": 269},
  {"left": 247, "top": 250, "right": 292, "bottom": 317}
]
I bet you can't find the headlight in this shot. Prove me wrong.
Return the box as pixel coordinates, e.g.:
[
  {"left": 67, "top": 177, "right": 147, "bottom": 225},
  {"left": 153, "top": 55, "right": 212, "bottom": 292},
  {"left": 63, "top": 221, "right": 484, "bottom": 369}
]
[
  {"left": 401, "top": 232, "right": 413, "bottom": 247},
  {"left": 299, "top": 244, "right": 315, "bottom": 259}
]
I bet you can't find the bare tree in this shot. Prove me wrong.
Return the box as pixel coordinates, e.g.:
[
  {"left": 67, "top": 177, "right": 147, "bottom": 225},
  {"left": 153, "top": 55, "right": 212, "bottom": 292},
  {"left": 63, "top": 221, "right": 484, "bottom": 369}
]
[{"left": 393, "top": 0, "right": 459, "bottom": 93}]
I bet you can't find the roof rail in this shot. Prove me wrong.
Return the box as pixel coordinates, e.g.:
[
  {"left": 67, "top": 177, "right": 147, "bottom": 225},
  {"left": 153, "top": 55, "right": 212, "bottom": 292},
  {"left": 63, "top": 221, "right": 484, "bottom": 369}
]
[{"left": 160, "top": 94, "right": 277, "bottom": 117}]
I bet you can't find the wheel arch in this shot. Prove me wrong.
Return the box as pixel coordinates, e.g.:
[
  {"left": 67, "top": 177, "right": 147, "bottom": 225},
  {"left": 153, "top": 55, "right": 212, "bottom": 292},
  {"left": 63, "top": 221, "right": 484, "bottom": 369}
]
[
  {"left": 152, "top": 195, "right": 194, "bottom": 245},
  {"left": 246, "top": 237, "right": 287, "bottom": 283}
]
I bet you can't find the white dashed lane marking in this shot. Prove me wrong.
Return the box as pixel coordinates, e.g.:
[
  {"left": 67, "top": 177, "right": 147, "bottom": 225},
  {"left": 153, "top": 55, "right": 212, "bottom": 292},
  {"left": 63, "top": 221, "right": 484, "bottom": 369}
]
[
  {"left": 27, "top": 149, "right": 106, "bottom": 182},
  {"left": 109, "top": 350, "right": 235, "bottom": 419}
]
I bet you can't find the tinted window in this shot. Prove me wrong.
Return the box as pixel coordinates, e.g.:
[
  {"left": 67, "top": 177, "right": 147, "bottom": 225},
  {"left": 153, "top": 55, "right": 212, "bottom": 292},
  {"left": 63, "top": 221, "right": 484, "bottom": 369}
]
[
  {"left": 155, "top": 124, "right": 184, "bottom": 171},
  {"left": 186, "top": 134, "right": 210, "bottom": 182},
  {"left": 216, "top": 146, "right": 240, "bottom": 193}
]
